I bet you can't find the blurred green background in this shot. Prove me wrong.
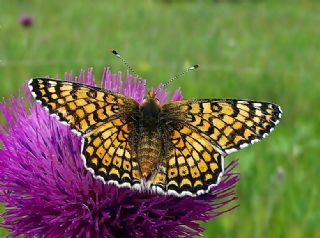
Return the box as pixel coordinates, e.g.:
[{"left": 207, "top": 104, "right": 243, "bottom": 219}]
[{"left": 1, "top": 0, "right": 319, "bottom": 237}]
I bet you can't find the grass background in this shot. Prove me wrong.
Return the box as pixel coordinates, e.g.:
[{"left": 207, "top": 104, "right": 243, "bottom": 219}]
[{"left": 1, "top": 0, "right": 319, "bottom": 237}]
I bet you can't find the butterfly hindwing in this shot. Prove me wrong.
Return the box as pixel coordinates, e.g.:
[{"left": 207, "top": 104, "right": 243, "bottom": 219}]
[
  {"left": 29, "top": 78, "right": 142, "bottom": 187},
  {"left": 150, "top": 127, "right": 223, "bottom": 196},
  {"left": 163, "top": 99, "right": 282, "bottom": 155},
  {"left": 82, "top": 119, "right": 141, "bottom": 187}
]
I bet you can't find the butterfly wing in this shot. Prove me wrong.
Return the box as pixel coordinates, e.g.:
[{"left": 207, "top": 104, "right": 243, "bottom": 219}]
[
  {"left": 163, "top": 99, "right": 282, "bottom": 154},
  {"left": 150, "top": 126, "right": 224, "bottom": 196},
  {"left": 29, "top": 78, "right": 142, "bottom": 187},
  {"left": 156, "top": 99, "right": 282, "bottom": 196},
  {"left": 82, "top": 117, "right": 141, "bottom": 188}
]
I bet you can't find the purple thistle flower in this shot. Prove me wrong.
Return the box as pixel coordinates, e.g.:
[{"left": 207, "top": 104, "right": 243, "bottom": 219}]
[
  {"left": 0, "top": 68, "right": 240, "bottom": 238},
  {"left": 19, "top": 15, "right": 33, "bottom": 27}
]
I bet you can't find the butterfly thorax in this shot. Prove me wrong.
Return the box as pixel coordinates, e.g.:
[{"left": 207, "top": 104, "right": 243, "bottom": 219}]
[
  {"left": 140, "top": 97, "right": 161, "bottom": 128},
  {"left": 138, "top": 92, "right": 163, "bottom": 179}
]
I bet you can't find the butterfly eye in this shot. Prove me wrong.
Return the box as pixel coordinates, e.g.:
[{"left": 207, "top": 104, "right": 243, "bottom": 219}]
[{"left": 142, "top": 98, "right": 148, "bottom": 104}]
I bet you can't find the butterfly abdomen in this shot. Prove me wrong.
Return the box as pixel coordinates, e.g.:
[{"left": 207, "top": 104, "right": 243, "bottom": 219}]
[{"left": 137, "top": 129, "right": 162, "bottom": 178}]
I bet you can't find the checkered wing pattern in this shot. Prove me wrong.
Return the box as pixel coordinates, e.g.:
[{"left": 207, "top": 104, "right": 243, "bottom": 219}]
[
  {"left": 160, "top": 99, "right": 282, "bottom": 195},
  {"left": 29, "top": 78, "right": 142, "bottom": 187},
  {"left": 155, "top": 127, "right": 223, "bottom": 196}
]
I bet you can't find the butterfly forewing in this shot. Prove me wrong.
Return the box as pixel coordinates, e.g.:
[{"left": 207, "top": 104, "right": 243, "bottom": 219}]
[
  {"left": 29, "top": 78, "right": 142, "bottom": 187},
  {"left": 29, "top": 78, "right": 139, "bottom": 134},
  {"left": 162, "top": 99, "right": 282, "bottom": 155}
]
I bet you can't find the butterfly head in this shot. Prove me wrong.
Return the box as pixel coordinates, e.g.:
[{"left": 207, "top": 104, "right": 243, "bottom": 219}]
[
  {"left": 147, "top": 88, "right": 156, "bottom": 99},
  {"left": 143, "top": 88, "right": 159, "bottom": 104}
]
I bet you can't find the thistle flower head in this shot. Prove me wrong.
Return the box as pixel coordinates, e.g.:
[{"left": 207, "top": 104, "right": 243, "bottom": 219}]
[
  {"left": 0, "top": 68, "right": 239, "bottom": 237},
  {"left": 19, "top": 15, "right": 33, "bottom": 27}
]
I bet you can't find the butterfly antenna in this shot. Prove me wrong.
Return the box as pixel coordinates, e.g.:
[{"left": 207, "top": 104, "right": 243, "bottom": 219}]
[
  {"left": 111, "top": 50, "right": 139, "bottom": 77},
  {"left": 161, "top": 64, "right": 199, "bottom": 90}
]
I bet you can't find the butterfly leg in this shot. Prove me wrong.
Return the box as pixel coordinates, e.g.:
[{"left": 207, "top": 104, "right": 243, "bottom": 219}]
[{"left": 149, "top": 161, "right": 167, "bottom": 195}]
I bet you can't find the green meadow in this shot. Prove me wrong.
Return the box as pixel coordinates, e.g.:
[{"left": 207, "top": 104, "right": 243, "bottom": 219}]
[{"left": 1, "top": 0, "right": 319, "bottom": 237}]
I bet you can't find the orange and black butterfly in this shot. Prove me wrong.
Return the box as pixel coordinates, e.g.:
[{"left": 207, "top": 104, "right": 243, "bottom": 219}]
[{"left": 29, "top": 77, "right": 282, "bottom": 196}]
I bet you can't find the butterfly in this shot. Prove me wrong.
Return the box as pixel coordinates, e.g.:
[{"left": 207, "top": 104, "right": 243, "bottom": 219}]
[{"left": 29, "top": 78, "right": 282, "bottom": 197}]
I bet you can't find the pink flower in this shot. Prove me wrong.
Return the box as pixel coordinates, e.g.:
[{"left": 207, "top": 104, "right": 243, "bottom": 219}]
[
  {"left": 0, "top": 68, "right": 239, "bottom": 237},
  {"left": 19, "top": 15, "right": 33, "bottom": 27}
]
